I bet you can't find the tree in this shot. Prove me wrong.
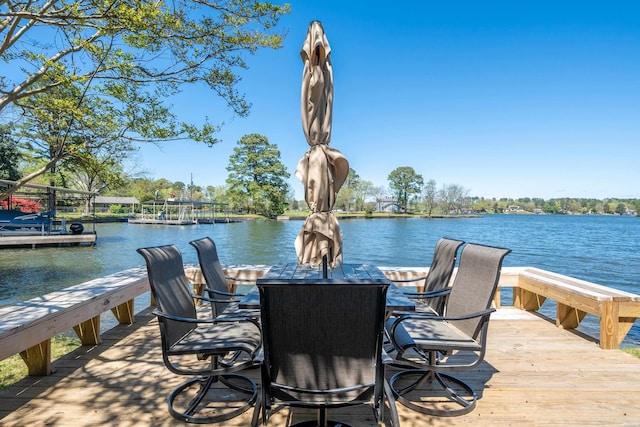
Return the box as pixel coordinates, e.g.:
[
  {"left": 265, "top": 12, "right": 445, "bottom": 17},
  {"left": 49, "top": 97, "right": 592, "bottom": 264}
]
[
  {"left": 126, "top": 177, "right": 173, "bottom": 203},
  {"left": 0, "top": 124, "right": 22, "bottom": 180},
  {"left": 0, "top": 1, "right": 290, "bottom": 193},
  {"left": 387, "top": 166, "right": 423, "bottom": 212},
  {"left": 205, "top": 185, "right": 230, "bottom": 204},
  {"left": 60, "top": 151, "right": 130, "bottom": 214},
  {"left": 439, "top": 183, "right": 470, "bottom": 214},
  {"left": 615, "top": 203, "right": 627, "bottom": 215},
  {"left": 423, "top": 179, "right": 438, "bottom": 217},
  {"left": 358, "top": 179, "right": 375, "bottom": 212},
  {"left": 226, "top": 134, "right": 289, "bottom": 217},
  {"left": 369, "top": 186, "right": 388, "bottom": 212},
  {"left": 336, "top": 168, "right": 360, "bottom": 212}
]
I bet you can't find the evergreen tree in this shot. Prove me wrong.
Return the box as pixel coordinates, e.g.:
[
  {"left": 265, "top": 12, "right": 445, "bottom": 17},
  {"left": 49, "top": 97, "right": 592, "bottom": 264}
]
[{"left": 226, "top": 134, "right": 290, "bottom": 217}]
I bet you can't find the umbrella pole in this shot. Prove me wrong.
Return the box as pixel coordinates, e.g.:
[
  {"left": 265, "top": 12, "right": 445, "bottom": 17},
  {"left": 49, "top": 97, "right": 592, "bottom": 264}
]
[
  {"left": 322, "top": 246, "right": 333, "bottom": 278},
  {"left": 322, "top": 254, "right": 328, "bottom": 279}
]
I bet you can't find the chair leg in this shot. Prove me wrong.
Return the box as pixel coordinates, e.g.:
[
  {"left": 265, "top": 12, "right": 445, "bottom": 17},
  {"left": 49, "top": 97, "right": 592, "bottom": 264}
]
[
  {"left": 384, "top": 379, "right": 401, "bottom": 427},
  {"left": 318, "top": 408, "right": 327, "bottom": 426},
  {"left": 289, "top": 408, "right": 354, "bottom": 427},
  {"left": 168, "top": 373, "right": 257, "bottom": 424},
  {"left": 389, "top": 369, "right": 477, "bottom": 417},
  {"left": 250, "top": 393, "right": 262, "bottom": 427}
]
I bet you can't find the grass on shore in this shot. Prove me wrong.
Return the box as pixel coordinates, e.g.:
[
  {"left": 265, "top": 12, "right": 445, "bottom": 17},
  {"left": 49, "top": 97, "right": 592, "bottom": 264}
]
[
  {"left": 0, "top": 335, "right": 80, "bottom": 391},
  {"left": 622, "top": 347, "right": 640, "bottom": 358}
]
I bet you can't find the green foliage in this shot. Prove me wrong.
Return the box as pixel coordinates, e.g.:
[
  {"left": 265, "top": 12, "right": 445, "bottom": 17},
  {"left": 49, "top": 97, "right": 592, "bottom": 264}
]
[
  {"left": 388, "top": 166, "right": 424, "bottom": 211},
  {"left": 335, "top": 168, "right": 360, "bottom": 211},
  {"left": 226, "top": 133, "right": 290, "bottom": 217},
  {"left": 0, "top": 124, "right": 21, "bottom": 180},
  {"left": 0, "top": 0, "right": 290, "bottom": 192},
  {"left": 108, "top": 204, "right": 126, "bottom": 214},
  {"left": 423, "top": 179, "right": 438, "bottom": 216},
  {"left": 622, "top": 347, "right": 640, "bottom": 359},
  {"left": 615, "top": 203, "right": 628, "bottom": 215}
]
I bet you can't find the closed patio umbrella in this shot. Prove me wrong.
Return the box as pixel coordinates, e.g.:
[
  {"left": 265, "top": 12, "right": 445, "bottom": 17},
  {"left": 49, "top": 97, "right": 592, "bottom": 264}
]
[{"left": 294, "top": 21, "right": 349, "bottom": 275}]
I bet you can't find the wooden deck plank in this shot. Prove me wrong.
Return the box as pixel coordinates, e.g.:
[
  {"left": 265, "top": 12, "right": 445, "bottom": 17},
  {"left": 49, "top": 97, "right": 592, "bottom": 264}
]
[{"left": 2, "top": 308, "right": 640, "bottom": 426}]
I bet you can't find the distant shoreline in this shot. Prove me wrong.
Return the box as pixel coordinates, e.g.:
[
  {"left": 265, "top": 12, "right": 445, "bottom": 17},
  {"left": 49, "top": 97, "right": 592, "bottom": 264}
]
[
  {"left": 277, "top": 214, "right": 482, "bottom": 221},
  {"left": 55, "top": 211, "right": 638, "bottom": 225}
]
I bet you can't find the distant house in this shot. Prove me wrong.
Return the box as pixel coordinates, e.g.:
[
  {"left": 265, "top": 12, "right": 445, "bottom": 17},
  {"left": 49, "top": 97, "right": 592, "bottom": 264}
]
[
  {"left": 507, "top": 205, "right": 520, "bottom": 212},
  {"left": 93, "top": 196, "right": 139, "bottom": 213},
  {"left": 375, "top": 197, "right": 402, "bottom": 213}
]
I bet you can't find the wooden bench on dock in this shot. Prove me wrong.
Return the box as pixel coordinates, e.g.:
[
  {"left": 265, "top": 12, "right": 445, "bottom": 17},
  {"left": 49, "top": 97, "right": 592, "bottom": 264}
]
[
  {"left": 0, "top": 264, "right": 267, "bottom": 377},
  {"left": 0, "top": 267, "right": 150, "bottom": 376},
  {"left": 382, "top": 266, "right": 640, "bottom": 349},
  {"left": 495, "top": 267, "right": 640, "bottom": 349}
]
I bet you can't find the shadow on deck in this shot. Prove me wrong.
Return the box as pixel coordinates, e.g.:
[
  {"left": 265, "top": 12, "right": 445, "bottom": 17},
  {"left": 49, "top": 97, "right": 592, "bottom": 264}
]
[{"left": 2, "top": 308, "right": 640, "bottom": 426}]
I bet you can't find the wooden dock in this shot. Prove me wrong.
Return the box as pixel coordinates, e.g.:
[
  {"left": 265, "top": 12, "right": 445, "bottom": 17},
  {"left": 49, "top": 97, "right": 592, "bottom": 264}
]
[
  {"left": 127, "top": 218, "right": 196, "bottom": 225},
  {"left": 0, "top": 233, "right": 97, "bottom": 248},
  {"left": 1, "top": 308, "right": 640, "bottom": 426}
]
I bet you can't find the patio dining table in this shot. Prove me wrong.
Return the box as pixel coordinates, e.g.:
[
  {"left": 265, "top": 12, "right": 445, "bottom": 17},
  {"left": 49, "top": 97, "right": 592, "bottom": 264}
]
[{"left": 238, "top": 263, "right": 415, "bottom": 312}]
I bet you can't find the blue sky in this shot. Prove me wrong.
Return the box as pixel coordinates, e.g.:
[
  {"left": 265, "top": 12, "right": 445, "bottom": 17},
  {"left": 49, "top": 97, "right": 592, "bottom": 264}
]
[{"left": 133, "top": 1, "right": 640, "bottom": 200}]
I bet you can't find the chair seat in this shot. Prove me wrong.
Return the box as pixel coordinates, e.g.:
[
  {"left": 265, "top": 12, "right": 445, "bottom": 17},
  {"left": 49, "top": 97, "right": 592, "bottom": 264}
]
[
  {"left": 388, "top": 317, "right": 482, "bottom": 353},
  {"left": 168, "top": 321, "right": 261, "bottom": 356}
]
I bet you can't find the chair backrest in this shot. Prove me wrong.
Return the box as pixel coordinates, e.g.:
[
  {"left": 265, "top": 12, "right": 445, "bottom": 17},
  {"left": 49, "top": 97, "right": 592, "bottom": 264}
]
[
  {"left": 444, "top": 243, "right": 511, "bottom": 338},
  {"left": 423, "top": 237, "right": 465, "bottom": 313},
  {"left": 189, "top": 237, "right": 231, "bottom": 316},
  {"left": 258, "top": 279, "right": 389, "bottom": 405},
  {"left": 137, "top": 245, "right": 196, "bottom": 347}
]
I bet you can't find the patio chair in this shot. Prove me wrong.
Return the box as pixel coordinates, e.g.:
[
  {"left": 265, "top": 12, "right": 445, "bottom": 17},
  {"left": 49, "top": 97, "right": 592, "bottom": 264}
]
[
  {"left": 189, "top": 236, "right": 259, "bottom": 318},
  {"left": 137, "top": 244, "right": 261, "bottom": 424},
  {"left": 253, "top": 279, "right": 399, "bottom": 427},
  {"left": 392, "top": 237, "right": 464, "bottom": 316},
  {"left": 386, "top": 243, "right": 511, "bottom": 416}
]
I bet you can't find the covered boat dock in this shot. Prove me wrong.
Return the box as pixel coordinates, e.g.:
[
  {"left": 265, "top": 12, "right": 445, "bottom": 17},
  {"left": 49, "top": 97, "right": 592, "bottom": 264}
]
[
  {"left": 0, "top": 179, "right": 97, "bottom": 248},
  {"left": 128, "top": 199, "right": 229, "bottom": 225}
]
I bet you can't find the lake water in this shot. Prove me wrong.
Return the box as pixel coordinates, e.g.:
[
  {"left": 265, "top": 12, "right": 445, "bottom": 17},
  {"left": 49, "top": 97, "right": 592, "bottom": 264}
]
[{"left": 1, "top": 214, "right": 639, "bottom": 345}]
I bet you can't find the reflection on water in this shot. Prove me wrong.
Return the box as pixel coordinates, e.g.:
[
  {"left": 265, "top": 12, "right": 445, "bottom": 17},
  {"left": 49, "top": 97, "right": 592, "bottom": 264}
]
[{"left": 1, "top": 215, "right": 639, "bottom": 343}]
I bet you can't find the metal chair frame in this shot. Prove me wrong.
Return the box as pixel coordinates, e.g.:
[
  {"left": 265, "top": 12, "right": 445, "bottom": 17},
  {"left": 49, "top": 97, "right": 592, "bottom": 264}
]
[
  {"left": 386, "top": 243, "right": 511, "bottom": 416},
  {"left": 253, "top": 279, "right": 399, "bottom": 427},
  {"left": 189, "top": 236, "right": 258, "bottom": 318},
  {"left": 138, "top": 244, "right": 261, "bottom": 424}
]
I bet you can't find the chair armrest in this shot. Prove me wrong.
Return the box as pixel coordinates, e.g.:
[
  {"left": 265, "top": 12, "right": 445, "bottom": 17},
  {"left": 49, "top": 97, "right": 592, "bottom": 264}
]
[
  {"left": 404, "top": 287, "right": 451, "bottom": 299},
  {"left": 381, "top": 348, "right": 394, "bottom": 364},
  {"left": 193, "top": 294, "right": 235, "bottom": 304},
  {"left": 393, "top": 307, "right": 495, "bottom": 323},
  {"left": 204, "top": 287, "right": 247, "bottom": 298},
  {"left": 225, "top": 276, "right": 256, "bottom": 285},
  {"left": 152, "top": 309, "right": 261, "bottom": 330},
  {"left": 253, "top": 347, "right": 264, "bottom": 364},
  {"left": 391, "top": 275, "right": 428, "bottom": 283},
  {"left": 153, "top": 309, "right": 215, "bottom": 324},
  {"left": 390, "top": 307, "right": 437, "bottom": 317},
  {"left": 387, "top": 308, "right": 496, "bottom": 342},
  {"left": 437, "top": 308, "right": 496, "bottom": 322}
]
